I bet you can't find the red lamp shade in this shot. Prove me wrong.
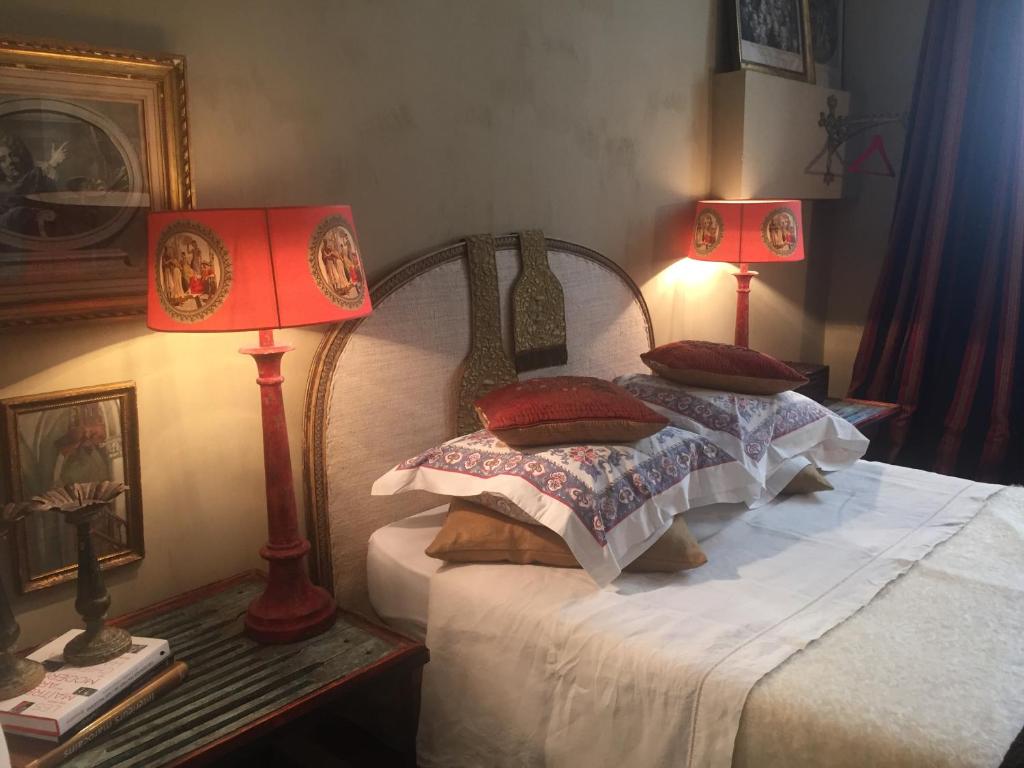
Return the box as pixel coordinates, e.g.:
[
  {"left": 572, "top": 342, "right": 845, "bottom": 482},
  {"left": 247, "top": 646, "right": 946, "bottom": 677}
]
[
  {"left": 687, "top": 199, "right": 804, "bottom": 265},
  {"left": 147, "top": 205, "right": 372, "bottom": 332}
]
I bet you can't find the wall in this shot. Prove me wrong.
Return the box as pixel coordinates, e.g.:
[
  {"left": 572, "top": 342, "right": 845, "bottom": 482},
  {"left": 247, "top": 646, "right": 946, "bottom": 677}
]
[
  {"left": 0, "top": 0, "right": 821, "bottom": 647},
  {"left": 815, "top": 0, "right": 930, "bottom": 395}
]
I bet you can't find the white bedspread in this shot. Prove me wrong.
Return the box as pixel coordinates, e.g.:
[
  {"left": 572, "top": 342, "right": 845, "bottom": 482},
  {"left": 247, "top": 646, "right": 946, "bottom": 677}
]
[{"left": 418, "top": 462, "right": 1006, "bottom": 768}]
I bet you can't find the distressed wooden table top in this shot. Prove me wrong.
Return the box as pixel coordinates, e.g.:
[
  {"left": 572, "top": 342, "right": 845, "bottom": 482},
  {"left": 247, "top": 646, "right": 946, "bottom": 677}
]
[{"left": 8, "top": 571, "right": 426, "bottom": 768}]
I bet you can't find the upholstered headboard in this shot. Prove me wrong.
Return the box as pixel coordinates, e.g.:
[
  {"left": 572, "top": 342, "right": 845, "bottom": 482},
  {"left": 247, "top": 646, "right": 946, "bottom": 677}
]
[{"left": 303, "top": 235, "right": 653, "bottom": 613}]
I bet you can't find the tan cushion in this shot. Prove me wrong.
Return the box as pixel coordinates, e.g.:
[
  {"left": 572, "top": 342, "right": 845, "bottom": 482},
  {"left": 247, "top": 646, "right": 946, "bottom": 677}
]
[
  {"left": 641, "top": 340, "right": 808, "bottom": 395},
  {"left": 427, "top": 498, "right": 707, "bottom": 573},
  {"left": 780, "top": 464, "right": 834, "bottom": 495}
]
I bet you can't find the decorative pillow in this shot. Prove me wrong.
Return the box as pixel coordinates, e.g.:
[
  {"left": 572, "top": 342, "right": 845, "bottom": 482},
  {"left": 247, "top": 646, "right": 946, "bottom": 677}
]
[
  {"left": 474, "top": 376, "right": 669, "bottom": 447},
  {"left": 641, "top": 340, "right": 807, "bottom": 395},
  {"left": 615, "top": 373, "right": 867, "bottom": 502},
  {"left": 372, "top": 427, "right": 760, "bottom": 585},
  {"left": 780, "top": 464, "right": 833, "bottom": 495},
  {"left": 427, "top": 498, "right": 707, "bottom": 572}
]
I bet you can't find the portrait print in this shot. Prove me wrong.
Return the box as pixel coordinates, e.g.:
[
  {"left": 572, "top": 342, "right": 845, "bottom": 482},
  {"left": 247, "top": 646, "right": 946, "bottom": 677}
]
[
  {"left": 734, "top": 0, "right": 814, "bottom": 81},
  {"left": 0, "top": 37, "right": 191, "bottom": 326},
  {"left": 0, "top": 99, "right": 144, "bottom": 251},
  {"left": 1, "top": 383, "right": 144, "bottom": 593},
  {"left": 309, "top": 216, "right": 367, "bottom": 310},
  {"left": 810, "top": 0, "right": 844, "bottom": 88}
]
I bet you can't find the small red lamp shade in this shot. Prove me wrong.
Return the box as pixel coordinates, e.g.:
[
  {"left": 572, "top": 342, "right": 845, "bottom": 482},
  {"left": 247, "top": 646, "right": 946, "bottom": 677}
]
[
  {"left": 146, "top": 205, "right": 372, "bottom": 645},
  {"left": 686, "top": 199, "right": 803, "bottom": 347}
]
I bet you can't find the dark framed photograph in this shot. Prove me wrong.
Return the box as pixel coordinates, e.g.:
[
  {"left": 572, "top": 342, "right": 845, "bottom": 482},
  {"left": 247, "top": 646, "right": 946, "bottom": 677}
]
[
  {"left": 0, "top": 36, "right": 193, "bottom": 326},
  {"left": 733, "top": 0, "right": 815, "bottom": 83},
  {"left": 0, "top": 382, "right": 144, "bottom": 593},
  {"left": 810, "top": 0, "right": 844, "bottom": 88}
]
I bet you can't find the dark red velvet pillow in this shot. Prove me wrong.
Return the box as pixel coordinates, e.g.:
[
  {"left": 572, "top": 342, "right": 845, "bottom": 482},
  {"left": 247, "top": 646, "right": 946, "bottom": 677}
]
[
  {"left": 641, "top": 340, "right": 808, "bottom": 395},
  {"left": 475, "top": 376, "right": 669, "bottom": 447}
]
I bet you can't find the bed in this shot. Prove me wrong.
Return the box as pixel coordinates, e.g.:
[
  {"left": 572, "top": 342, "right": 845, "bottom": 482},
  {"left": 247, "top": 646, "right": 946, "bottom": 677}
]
[{"left": 303, "top": 236, "right": 1024, "bottom": 768}]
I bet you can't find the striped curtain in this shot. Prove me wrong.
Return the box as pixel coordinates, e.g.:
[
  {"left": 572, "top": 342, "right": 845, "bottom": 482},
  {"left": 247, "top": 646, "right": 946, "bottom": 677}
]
[{"left": 849, "top": 0, "right": 1024, "bottom": 483}]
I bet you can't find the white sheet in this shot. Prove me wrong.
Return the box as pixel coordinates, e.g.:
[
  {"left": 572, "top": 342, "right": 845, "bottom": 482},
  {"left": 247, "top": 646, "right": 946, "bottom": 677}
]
[
  {"left": 416, "top": 462, "right": 1007, "bottom": 768},
  {"left": 366, "top": 505, "right": 445, "bottom": 641},
  {"left": 366, "top": 502, "right": 751, "bottom": 643}
]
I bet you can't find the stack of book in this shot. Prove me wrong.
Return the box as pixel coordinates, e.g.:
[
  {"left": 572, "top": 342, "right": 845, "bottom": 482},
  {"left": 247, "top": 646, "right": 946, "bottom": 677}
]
[{"left": 0, "top": 630, "right": 186, "bottom": 768}]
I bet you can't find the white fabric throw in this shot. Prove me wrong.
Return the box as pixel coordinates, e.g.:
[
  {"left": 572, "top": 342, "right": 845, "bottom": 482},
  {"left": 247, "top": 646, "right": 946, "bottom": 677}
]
[{"left": 417, "top": 462, "right": 1002, "bottom": 768}]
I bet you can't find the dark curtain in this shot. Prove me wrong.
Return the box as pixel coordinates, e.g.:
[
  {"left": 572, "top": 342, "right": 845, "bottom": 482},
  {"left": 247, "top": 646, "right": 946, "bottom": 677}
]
[{"left": 849, "top": 0, "right": 1024, "bottom": 483}]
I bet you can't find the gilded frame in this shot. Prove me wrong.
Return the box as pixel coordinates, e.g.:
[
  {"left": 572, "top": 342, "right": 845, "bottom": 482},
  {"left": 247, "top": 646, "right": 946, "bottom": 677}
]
[
  {"left": 0, "top": 35, "right": 193, "bottom": 327},
  {"left": 0, "top": 382, "right": 144, "bottom": 594},
  {"left": 732, "top": 0, "right": 816, "bottom": 83}
]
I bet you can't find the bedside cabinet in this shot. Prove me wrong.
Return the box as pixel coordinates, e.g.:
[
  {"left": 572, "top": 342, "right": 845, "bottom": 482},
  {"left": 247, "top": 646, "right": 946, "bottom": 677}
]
[
  {"left": 824, "top": 397, "right": 900, "bottom": 461},
  {"left": 9, "top": 572, "right": 429, "bottom": 768},
  {"left": 784, "top": 362, "right": 829, "bottom": 403}
]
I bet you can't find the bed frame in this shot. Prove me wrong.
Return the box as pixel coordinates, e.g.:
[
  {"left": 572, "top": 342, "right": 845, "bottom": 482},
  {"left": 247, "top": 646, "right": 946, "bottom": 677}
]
[{"left": 302, "top": 235, "right": 653, "bottom": 613}]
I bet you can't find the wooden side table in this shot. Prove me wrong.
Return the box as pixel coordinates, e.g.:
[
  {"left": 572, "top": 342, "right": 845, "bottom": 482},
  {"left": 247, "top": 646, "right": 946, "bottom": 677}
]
[
  {"left": 8, "top": 572, "right": 428, "bottom": 768},
  {"left": 785, "top": 362, "right": 830, "bottom": 403}
]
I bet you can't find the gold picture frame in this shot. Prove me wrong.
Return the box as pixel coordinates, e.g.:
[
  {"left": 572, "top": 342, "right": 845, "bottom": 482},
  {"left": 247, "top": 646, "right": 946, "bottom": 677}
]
[
  {"left": 0, "top": 35, "right": 193, "bottom": 326},
  {"left": 0, "top": 382, "right": 144, "bottom": 594},
  {"left": 733, "top": 0, "right": 816, "bottom": 83}
]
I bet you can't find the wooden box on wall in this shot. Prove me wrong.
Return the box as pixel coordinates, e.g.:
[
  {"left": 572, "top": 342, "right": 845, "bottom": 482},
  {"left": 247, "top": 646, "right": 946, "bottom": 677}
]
[{"left": 711, "top": 70, "right": 851, "bottom": 200}]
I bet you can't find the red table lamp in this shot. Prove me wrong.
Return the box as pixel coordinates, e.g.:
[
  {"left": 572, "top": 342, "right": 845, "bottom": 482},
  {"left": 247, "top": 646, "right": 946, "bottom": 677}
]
[
  {"left": 687, "top": 199, "right": 804, "bottom": 347},
  {"left": 147, "top": 206, "right": 372, "bottom": 644}
]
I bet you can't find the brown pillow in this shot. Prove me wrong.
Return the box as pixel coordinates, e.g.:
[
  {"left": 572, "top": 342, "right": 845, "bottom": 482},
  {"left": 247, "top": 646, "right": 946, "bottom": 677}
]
[
  {"left": 641, "top": 340, "right": 807, "bottom": 395},
  {"left": 427, "top": 498, "right": 707, "bottom": 573},
  {"left": 780, "top": 464, "right": 834, "bottom": 495},
  {"left": 474, "top": 376, "right": 669, "bottom": 447}
]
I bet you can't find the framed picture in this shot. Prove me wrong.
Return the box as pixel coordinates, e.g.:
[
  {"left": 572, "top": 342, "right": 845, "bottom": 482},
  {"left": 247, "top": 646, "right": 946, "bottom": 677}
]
[
  {"left": 733, "top": 0, "right": 815, "bottom": 83},
  {"left": 0, "top": 36, "right": 193, "bottom": 327},
  {"left": 0, "top": 382, "right": 144, "bottom": 593},
  {"left": 810, "top": 0, "right": 844, "bottom": 89}
]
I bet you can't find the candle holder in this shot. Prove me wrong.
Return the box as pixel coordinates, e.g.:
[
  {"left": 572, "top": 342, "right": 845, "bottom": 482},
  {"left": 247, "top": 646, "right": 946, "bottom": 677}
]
[
  {"left": 0, "top": 502, "right": 45, "bottom": 698},
  {"left": 34, "top": 482, "right": 132, "bottom": 667}
]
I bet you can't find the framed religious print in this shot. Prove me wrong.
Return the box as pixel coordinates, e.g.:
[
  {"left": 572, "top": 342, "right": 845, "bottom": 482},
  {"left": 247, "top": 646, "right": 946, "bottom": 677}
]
[
  {"left": 0, "top": 36, "right": 193, "bottom": 326},
  {"left": 731, "top": 0, "right": 815, "bottom": 83},
  {"left": 0, "top": 382, "right": 144, "bottom": 593},
  {"left": 810, "top": 0, "right": 844, "bottom": 88}
]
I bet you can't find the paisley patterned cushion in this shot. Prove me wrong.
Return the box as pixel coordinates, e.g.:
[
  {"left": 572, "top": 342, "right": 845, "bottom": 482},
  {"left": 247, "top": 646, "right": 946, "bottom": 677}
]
[
  {"left": 641, "top": 340, "right": 807, "bottom": 395},
  {"left": 475, "top": 376, "right": 668, "bottom": 447},
  {"left": 372, "top": 426, "right": 760, "bottom": 585},
  {"left": 615, "top": 373, "right": 868, "bottom": 501}
]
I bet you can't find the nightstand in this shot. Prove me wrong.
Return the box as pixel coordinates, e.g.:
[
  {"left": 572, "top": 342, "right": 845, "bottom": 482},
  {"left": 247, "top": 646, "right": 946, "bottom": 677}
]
[
  {"left": 784, "top": 361, "right": 829, "bottom": 403},
  {"left": 825, "top": 397, "right": 900, "bottom": 461},
  {"left": 8, "top": 572, "right": 428, "bottom": 768}
]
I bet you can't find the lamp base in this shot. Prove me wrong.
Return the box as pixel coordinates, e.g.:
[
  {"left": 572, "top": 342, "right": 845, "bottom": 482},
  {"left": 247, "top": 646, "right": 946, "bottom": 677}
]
[
  {"left": 244, "top": 540, "right": 337, "bottom": 645},
  {"left": 0, "top": 654, "right": 45, "bottom": 699}
]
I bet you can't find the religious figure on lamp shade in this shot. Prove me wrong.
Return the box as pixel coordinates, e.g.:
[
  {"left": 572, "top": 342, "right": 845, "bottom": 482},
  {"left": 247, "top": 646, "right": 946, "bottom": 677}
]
[
  {"left": 155, "top": 221, "right": 232, "bottom": 323},
  {"left": 693, "top": 209, "right": 723, "bottom": 256},
  {"left": 761, "top": 208, "right": 799, "bottom": 256},
  {"left": 310, "top": 216, "right": 366, "bottom": 310}
]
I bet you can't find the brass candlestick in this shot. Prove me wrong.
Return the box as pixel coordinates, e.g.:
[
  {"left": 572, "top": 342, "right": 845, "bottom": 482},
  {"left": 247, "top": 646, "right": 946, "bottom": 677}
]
[
  {"left": 34, "top": 483, "right": 132, "bottom": 667},
  {"left": 0, "top": 502, "right": 45, "bottom": 698}
]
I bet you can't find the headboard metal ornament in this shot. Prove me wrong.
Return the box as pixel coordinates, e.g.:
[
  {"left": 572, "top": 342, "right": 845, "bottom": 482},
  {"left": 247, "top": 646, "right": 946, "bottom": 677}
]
[{"left": 303, "top": 235, "right": 654, "bottom": 613}]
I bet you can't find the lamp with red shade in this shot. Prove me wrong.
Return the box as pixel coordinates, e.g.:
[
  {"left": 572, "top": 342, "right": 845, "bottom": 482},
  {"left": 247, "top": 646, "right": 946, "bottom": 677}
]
[
  {"left": 687, "top": 199, "right": 804, "bottom": 348},
  {"left": 147, "top": 206, "right": 372, "bottom": 644}
]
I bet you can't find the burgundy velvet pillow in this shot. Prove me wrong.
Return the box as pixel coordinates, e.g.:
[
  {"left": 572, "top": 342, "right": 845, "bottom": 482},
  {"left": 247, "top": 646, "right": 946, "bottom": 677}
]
[
  {"left": 475, "top": 376, "right": 669, "bottom": 447},
  {"left": 641, "top": 340, "right": 808, "bottom": 395}
]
